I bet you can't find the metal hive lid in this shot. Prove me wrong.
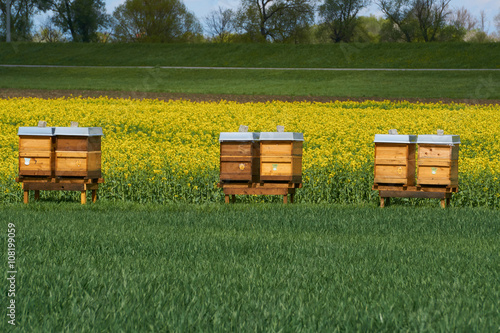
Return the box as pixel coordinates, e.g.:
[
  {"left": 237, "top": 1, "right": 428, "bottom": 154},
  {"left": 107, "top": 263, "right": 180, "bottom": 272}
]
[
  {"left": 374, "top": 134, "right": 417, "bottom": 144},
  {"left": 259, "top": 132, "right": 304, "bottom": 141},
  {"left": 417, "top": 134, "right": 460, "bottom": 145},
  {"left": 219, "top": 132, "right": 260, "bottom": 142},
  {"left": 17, "top": 127, "right": 55, "bottom": 136},
  {"left": 54, "top": 127, "right": 103, "bottom": 137}
]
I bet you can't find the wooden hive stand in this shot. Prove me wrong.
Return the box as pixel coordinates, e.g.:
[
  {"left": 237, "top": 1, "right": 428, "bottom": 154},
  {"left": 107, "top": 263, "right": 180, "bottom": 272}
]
[
  {"left": 372, "top": 184, "right": 459, "bottom": 208},
  {"left": 218, "top": 182, "right": 302, "bottom": 204},
  {"left": 16, "top": 176, "right": 105, "bottom": 204}
]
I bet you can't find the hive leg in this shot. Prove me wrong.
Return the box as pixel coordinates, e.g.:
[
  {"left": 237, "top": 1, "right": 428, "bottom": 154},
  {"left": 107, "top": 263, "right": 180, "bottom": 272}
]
[
  {"left": 81, "top": 191, "right": 87, "bottom": 205},
  {"left": 290, "top": 193, "right": 295, "bottom": 204},
  {"left": 224, "top": 195, "right": 229, "bottom": 204},
  {"left": 283, "top": 194, "right": 288, "bottom": 204},
  {"left": 446, "top": 198, "right": 450, "bottom": 207},
  {"left": 23, "top": 190, "right": 29, "bottom": 204},
  {"left": 92, "top": 190, "right": 97, "bottom": 203},
  {"left": 34, "top": 190, "right": 40, "bottom": 201},
  {"left": 231, "top": 195, "right": 236, "bottom": 203},
  {"left": 440, "top": 198, "right": 446, "bottom": 209},
  {"left": 379, "top": 196, "right": 385, "bottom": 208}
]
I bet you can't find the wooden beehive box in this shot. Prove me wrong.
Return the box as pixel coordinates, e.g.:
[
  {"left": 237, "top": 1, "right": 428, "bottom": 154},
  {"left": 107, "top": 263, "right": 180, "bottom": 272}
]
[
  {"left": 18, "top": 126, "right": 55, "bottom": 177},
  {"left": 373, "top": 133, "right": 417, "bottom": 185},
  {"left": 417, "top": 133, "right": 460, "bottom": 186},
  {"left": 54, "top": 127, "right": 103, "bottom": 178},
  {"left": 219, "top": 132, "right": 260, "bottom": 183},
  {"left": 259, "top": 132, "right": 303, "bottom": 183}
]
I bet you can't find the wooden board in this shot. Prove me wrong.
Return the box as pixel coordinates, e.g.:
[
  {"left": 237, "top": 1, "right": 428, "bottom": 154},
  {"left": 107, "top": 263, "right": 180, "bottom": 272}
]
[
  {"left": 220, "top": 142, "right": 255, "bottom": 156},
  {"left": 373, "top": 184, "right": 458, "bottom": 208},
  {"left": 19, "top": 136, "right": 55, "bottom": 176},
  {"left": 19, "top": 136, "right": 53, "bottom": 152},
  {"left": 18, "top": 152, "right": 54, "bottom": 177},
  {"left": 260, "top": 141, "right": 302, "bottom": 182},
  {"left": 417, "top": 167, "right": 458, "bottom": 186},
  {"left": 220, "top": 161, "right": 254, "bottom": 181},
  {"left": 19, "top": 177, "right": 103, "bottom": 204},
  {"left": 418, "top": 145, "right": 459, "bottom": 160},
  {"left": 220, "top": 182, "right": 301, "bottom": 203},
  {"left": 379, "top": 190, "right": 452, "bottom": 199},
  {"left": 260, "top": 141, "right": 302, "bottom": 157},
  {"left": 55, "top": 151, "right": 101, "bottom": 178},
  {"left": 417, "top": 144, "right": 459, "bottom": 186},
  {"left": 260, "top": 157, "right": 302, "bottom": 182},
  {"left": 220, "top": 142, "right": 259, "bottom": 182},
  {"left": 375, "top": 143, "right": 414, "bottom": 159},
  {"left": 56, "top": 136, "right": 101, "bottom": 151},
  {"left": 374, "top": 143, "right": 416, "bottom": 185}
]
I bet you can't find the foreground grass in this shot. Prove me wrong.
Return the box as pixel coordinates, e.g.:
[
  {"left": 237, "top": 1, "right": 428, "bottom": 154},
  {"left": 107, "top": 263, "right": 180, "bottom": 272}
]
[
  {"left": 0, "top": 203, "right": 498, "bottom": 331},
  {"left": 1, "top": 67, "right": 499, "bottom": 99},
  {"left": 1, "top": 42, "right": 499, "bottom": 69}
]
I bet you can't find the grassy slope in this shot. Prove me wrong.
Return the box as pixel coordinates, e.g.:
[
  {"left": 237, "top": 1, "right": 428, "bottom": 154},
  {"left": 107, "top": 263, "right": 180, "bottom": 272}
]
[
  {"left": 0, "top": 203, "right": 499, "bottom": 331},
  {"left": 1, "top": 43, "right": 499, "bottom": 99},
  {"left": 1, "top": 42, "right": 500, "bottom": 68}
]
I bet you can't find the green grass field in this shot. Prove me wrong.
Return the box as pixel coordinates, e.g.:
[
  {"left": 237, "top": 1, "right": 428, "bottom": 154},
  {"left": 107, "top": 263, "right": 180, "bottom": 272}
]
[
  {"left": 1, "top": 66, "right": 500, "bottom": 99},
  {"left": 0, "top": 203, "right": 499, "bottom": 331}
]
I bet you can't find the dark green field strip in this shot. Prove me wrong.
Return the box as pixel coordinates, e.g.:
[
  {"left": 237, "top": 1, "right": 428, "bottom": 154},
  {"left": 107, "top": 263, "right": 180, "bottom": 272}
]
[
  {"left": 1, "top": 43, "right": 499, "bottom": 69},
  {"left": 1, "top": 67, "right": 499, "bottom": 99},
  {"left": 1, "top": 204, "right": 499, "bottom": 331}
]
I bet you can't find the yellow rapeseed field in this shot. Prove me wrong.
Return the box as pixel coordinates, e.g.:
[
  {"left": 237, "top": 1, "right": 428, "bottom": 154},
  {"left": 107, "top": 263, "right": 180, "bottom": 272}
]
[{"left": 1, "top": 97, "right": 499, "bottom": 206}]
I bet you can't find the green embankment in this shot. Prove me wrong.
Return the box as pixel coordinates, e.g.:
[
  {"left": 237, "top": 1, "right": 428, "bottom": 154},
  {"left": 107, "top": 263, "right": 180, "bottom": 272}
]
[
  {"left": 0, "top": 203, "right": 499, "bottom": 331},
  {"left": 1, "top": 42, "right": 499, "bottom": 68}
]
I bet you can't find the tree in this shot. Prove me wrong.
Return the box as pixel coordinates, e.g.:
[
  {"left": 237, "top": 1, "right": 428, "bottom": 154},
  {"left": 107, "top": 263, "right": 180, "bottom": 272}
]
[
  {"left": 113, "top": 0, "right": 202, "bottom": 42},
  {"left": 235, "top": 0, "right": 315, "bottom": 42},
  {"left": 377, "top": 0, "right": 418, "bottom": 42},
  {"left": 448, "top": 6, "right": 476, "bottom": 32},
  {"left": 0, "top": 0, "right": 46, "bottom": 41},
  {"left": 318, "top": 0, "right": 370, "bottom": 43},
  {"left": 204, "top": 6, "right": 235, "bottom": 42},
  {"left": 377, "top": 0, "right": 451, "bottom": 42},
  {"left": 436, "top": 6, "right": 476, "bottom": 42},
  {"left": 413, "top": 0, "right": 451, "bottom": 42},
  {"left": 478, "top": 10, "right": 487, "bottom": 32},
  {"left": 494, "top": 10, "right": 500, "bottom": 39},
  {"left": 351, "top": 15, "right": 385, "bottom": 42},
  {"left": 47, "top": 0, "right": 110, "bottom": 42}
]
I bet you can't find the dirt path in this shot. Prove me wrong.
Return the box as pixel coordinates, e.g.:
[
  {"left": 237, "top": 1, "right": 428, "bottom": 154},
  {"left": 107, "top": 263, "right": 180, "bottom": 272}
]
[{"left": 1, "top": 88, "right": 499, "bottom": 105}]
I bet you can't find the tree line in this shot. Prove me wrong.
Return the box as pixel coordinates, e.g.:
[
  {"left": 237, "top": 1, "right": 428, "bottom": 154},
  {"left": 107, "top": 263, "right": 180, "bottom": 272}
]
[{"left": 1, "top": 0, "right": 499, "bottom": 43}]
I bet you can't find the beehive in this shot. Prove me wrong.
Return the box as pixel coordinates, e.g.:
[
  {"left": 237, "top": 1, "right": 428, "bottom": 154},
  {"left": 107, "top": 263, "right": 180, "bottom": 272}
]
[
  {"left": 417, "top": 133, "right": 460, "bottom": 186},
  {"left": 373, "top": 133, "right": 417, "bottom": 185},
  {"left": 54, "top": 127, "right": 103, "bottom": 178},
  {"left": 259, "top": 132, "right": 303, "bottom": 183},
  {"left": 219, "top": 132, "right": 260, "bottom": 183},
  {"left": 18, "top": 126, "right": 55, "bottom": 177}
]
